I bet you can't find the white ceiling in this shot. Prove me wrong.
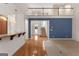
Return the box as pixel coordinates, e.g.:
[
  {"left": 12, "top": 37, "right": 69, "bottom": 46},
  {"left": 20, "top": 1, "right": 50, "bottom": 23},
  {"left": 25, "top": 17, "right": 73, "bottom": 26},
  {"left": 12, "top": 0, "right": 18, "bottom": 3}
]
[
  {"left": 2, "top": 3, "right": 79, "bottom": 13},
  {"left": 3, "top": 3, "right": 79, "bottom": 9}
]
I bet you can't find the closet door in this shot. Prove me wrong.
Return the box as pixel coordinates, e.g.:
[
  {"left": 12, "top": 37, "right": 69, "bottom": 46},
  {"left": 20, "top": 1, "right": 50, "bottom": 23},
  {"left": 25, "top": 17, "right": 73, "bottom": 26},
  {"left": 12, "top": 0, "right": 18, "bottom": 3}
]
[
  {"left": 0, "top": 18, "right": 7, "bottom": 34},
  {"left": 2, "top": 19, "right": 7, "bottom": 34},
  {"left": 0, "top": 19, "right": 2, "bottom": 34}
]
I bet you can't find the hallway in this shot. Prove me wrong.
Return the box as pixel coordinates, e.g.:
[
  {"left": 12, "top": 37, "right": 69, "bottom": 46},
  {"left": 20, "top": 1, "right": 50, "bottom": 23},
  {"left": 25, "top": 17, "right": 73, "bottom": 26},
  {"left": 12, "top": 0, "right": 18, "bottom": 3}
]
[{"left": 25, "top": 35, "right": 47, "bottom": 56}]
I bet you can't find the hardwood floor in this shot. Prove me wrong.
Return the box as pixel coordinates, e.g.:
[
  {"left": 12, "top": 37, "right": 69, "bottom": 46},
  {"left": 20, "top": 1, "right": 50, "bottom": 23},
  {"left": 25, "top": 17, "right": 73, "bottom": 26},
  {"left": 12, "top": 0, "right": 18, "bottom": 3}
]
[
  {"left": 14, "top": 36, "right": 79, "bottom": 56},
  {"left": 14, "top": 35, "right": 47, "bottom": 56},
  {"left": 25, "top": 35, "right": 47, "bottom": 56},
  {"left": 45, "top": 40, "right": 79, "bottom": 56}
]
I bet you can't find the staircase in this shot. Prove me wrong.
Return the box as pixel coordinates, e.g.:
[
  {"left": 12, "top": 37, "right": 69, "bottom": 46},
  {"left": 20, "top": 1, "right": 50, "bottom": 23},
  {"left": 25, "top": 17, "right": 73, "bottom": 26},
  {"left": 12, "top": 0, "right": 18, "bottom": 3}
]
[{"left": 40, "top": 27, "right": 47, "bottom": 37}]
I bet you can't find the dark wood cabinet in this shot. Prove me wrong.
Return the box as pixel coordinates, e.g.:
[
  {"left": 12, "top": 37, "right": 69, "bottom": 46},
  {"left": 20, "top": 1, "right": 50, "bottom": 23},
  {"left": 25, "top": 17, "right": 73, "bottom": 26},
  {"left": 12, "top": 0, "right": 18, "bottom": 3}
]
[{"left": 0, "top": 18, "right": 7, "bottom": 35}]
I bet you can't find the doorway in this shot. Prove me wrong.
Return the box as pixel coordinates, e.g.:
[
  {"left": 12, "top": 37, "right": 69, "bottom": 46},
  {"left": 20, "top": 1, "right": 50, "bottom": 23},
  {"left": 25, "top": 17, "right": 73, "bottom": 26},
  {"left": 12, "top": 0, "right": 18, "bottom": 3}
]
[{"left": 28, "top": 18, "right": 48, "bottom": 38}]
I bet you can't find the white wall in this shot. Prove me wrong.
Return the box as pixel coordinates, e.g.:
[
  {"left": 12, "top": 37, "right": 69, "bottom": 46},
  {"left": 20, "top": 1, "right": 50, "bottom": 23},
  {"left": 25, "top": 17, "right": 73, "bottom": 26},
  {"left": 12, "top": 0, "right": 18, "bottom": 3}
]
[
  {"left": 73, "top": 7, "right": 79, "bottom": 41},
  {"left": 65, "top": 4, "right": 79, "bottom": 41},
  {"left": 72, "top": 8, "right": 77, "bottom": 40},
  {"left": 25, "top": 19, "right": 28, "bottom": 38},
  {"left": 8, "top": 14, "right": 16, "bottom": 34},
  {"left": 8, "top": 14, "right": 25, "bottom": 34},
  {"left": 15, "top": 14, "right": 25, "bottom": 33}
]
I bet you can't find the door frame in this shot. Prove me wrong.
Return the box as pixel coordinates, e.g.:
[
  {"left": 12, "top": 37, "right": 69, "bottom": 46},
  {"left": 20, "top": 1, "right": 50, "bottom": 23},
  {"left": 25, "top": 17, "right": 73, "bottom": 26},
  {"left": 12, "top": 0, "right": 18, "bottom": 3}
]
[{"left": 28, "top": 18, "right": 50, "bottom": 39}]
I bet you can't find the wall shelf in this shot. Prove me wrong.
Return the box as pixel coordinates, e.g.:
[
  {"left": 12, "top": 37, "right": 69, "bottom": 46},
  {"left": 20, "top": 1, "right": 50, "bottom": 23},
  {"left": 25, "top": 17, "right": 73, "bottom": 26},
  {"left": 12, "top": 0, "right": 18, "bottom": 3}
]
[
  {"left": 10, "top": 35, "right": 16, "bottom": 40},
  {"left": 0, "top": 32, "right": 26, "bottom": 40},
  {"left": 22, "top": 32, "right": 26, "bottom": 35},
  {"left": 0, "top": 38, "right": 1, "bottom": 40},
  {"left": 18, "top": 33, "right": 22, "bottom": 37}
]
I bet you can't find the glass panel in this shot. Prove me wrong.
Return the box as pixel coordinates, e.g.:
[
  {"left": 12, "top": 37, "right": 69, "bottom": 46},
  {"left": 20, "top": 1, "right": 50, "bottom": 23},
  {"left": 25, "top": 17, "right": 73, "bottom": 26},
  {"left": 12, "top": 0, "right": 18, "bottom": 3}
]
[
  {"left": 28, "top": 8, "right": 73, "bottom": 16},
  {"left": 59, "top": 8, "right": 73, "bottom": 16},
  {"left": 28, "top": 9, "right": 43, "bottom": 16},
  {"left": 59, "top": 8, "right": 65, "bottom": 16},
  {"left": 44, "top": 9, "right": 58, "bottom": 16},
  {"left": 64, "top": 9, "right": 73, "bottom": 15}
]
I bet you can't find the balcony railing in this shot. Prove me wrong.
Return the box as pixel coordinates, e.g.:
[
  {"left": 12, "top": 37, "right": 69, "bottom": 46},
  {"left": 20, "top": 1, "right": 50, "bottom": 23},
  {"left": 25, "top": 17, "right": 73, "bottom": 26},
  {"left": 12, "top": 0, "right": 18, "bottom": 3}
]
[{"left": 28, "top": 8, "right": 73, "bottom": 16}]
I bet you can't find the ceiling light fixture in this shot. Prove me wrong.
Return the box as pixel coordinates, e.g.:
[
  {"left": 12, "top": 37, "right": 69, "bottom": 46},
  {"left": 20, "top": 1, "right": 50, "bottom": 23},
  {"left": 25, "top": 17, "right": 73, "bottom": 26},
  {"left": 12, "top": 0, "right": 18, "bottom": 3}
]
[
  {"left": 65, "top": 5, "right": 71, "bottom": 8},
  {"left": 0, "top": 16, "right": 7, "bottom": 21}
]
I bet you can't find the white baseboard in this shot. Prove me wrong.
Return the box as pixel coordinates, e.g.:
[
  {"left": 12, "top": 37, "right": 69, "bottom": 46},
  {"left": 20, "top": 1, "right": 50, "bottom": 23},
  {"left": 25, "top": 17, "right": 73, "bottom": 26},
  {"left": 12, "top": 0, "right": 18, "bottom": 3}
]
[{"left": 48, "top": 38, "right": 73, "bottom": 40}]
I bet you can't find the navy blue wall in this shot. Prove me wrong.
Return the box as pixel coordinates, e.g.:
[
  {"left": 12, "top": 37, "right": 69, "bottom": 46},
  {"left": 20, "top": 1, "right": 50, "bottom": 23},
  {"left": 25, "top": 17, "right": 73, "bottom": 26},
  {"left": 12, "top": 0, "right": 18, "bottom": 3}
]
[
  {"left": 49, "top": 18, "right": 72, "bottom": 38},
  {"left": 28, "top": 20, "right": 31, "bottom": 38}
]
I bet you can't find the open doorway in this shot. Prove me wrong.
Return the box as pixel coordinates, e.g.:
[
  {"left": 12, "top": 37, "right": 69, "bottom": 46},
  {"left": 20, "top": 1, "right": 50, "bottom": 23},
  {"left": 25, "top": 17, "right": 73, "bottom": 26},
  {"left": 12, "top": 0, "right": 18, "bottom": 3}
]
[{"left": 28, "top": 19, "right": 48, "bottom": 38}]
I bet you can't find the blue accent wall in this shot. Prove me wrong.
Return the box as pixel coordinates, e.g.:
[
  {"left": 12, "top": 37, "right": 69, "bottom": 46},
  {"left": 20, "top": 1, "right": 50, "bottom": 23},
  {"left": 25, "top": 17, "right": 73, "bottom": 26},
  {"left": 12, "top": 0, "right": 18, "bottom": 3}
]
[{"left": 49, "top": 18, "right": 72, "bottom": 38}]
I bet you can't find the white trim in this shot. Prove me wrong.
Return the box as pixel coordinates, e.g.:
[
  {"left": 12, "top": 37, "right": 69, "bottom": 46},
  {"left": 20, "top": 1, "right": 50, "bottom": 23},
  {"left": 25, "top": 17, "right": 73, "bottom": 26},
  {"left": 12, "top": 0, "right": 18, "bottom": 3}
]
[
  {"left": 48, "top": 20, "right": 49, "bottom": 40},
  {"left": 30, "top": 20, "right": 31, "bottom": 37},
  {"left": 49, "top": 38, "right": 73, "bottom": 40}
]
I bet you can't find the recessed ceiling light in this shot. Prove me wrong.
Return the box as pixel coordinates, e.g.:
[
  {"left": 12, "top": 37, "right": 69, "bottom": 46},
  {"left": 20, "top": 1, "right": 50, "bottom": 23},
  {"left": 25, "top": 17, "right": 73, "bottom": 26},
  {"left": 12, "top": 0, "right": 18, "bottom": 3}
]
[{"left": 65, "top": 5, "right": 71, "bottom": 8}]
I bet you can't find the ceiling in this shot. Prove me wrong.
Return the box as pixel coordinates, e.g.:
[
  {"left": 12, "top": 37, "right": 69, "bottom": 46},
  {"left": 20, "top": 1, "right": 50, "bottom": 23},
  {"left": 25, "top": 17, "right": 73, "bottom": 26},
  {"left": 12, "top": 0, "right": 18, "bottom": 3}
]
[{"left": 1, "top": 3, "right": 79, "bottom": 14}]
